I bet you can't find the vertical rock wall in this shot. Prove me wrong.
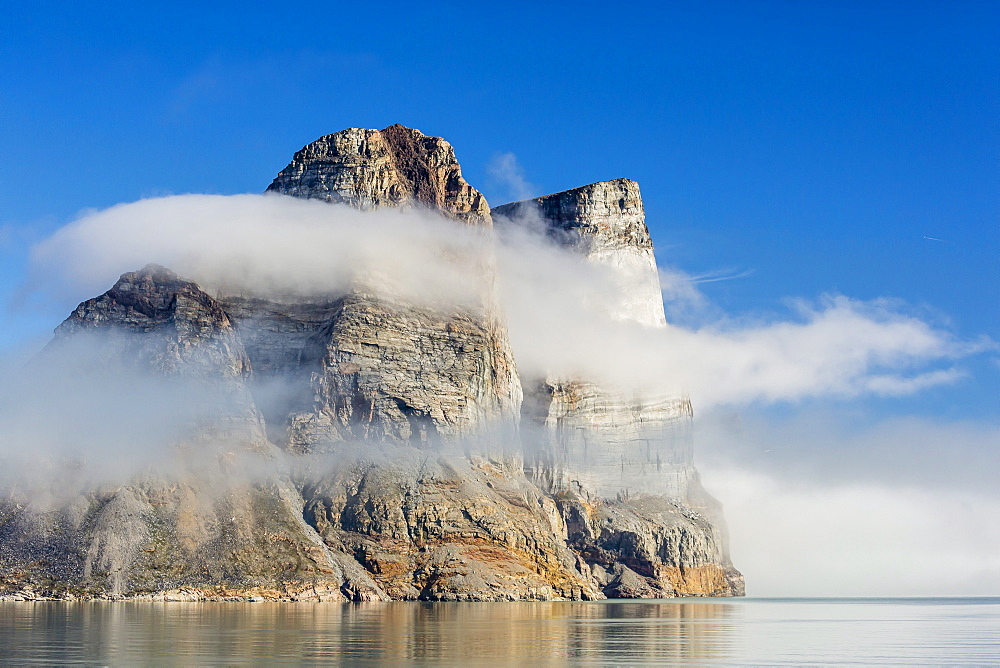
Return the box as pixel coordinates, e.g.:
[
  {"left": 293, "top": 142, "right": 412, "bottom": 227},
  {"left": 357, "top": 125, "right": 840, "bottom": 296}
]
[
  {"left": 493, "top": 180, "right": 699, "bottom": 502},
  {"left": 494, "top": 179, "right": 666, "bottom": 327},
  {"left": 494, "top": 180, "right": 742, "bottom": 595}
]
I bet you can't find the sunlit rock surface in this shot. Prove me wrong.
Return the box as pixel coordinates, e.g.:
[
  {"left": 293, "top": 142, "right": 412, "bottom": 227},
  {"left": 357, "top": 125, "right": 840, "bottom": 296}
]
[
  {"left": 494, "top": 179, "right": 666, "bottom": 327},
  {"left": 520, "top": 381, "right": 698, "bottom": 500},
  {"left": 0, "top": 126, "right": 741, "bottom": 601}
]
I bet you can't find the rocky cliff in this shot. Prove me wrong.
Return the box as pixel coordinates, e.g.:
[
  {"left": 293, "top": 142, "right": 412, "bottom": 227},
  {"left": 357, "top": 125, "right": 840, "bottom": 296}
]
[
  {"left": 252, "top": 124, "right": 521, "bottom": 452},
  {"left": 1, "top": 266, "right": 387, "bottom": 601},
  {"left": 493, "top": 180, "right": 742, "bottom": 596},
  {"left": 494, "top": 179, "right": 666, "bottom": 327},
  {"left": 0, "top": 125, "right": 741, "bottom": 601}
]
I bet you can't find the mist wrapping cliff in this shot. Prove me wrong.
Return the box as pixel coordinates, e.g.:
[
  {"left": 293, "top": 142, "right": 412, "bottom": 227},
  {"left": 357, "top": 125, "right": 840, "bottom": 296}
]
[{"left": 0, "top": 125, "right": 743, "bottom": 601}]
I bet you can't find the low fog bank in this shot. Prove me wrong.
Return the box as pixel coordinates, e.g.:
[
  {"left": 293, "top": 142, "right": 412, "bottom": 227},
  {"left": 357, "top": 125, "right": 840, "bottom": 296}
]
[
  {"left": 24, "top": 194, "right": 988, "bottom": 410},
  {"left": 27, "top": 194, "right": 492, "bottom": 309},
  {"left": 0, "top": 333, "right": 278, "bottom": 508},
  {"left": 703, "top": 466, "right": 1000, "bottom": 597},
  {"left": 697, "top": 411, "right": 1000, "bottom": 495},
  {"left": 696, "top": 411, "right": 1000, "bottom": 596}
]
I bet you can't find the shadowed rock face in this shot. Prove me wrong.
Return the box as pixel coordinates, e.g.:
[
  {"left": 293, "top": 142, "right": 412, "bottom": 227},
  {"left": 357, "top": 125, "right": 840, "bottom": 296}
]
[
  {"left": 49, "top": 264, "right": 267, "bottom": 446},
  {"left": 0, "top": 126, "right": 742, "bottom": 601}
]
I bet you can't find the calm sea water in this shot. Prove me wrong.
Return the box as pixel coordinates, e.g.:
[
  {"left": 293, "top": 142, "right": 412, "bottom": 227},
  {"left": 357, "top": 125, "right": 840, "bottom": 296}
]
[{"left": 1, "top": 598, "right": 997, "bottom": 666}]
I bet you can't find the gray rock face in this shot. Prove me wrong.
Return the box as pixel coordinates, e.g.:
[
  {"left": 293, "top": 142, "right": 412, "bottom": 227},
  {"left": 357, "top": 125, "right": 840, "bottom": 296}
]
[
  {"left": 54, "top": 264, "right": 253, "bottom": 379},
  {"left": 521, "top": 381, "right": 698, "bottom": 501},
  {"left": 561, "top": 495, "right": 744, "bottom": 597},
  {"left": 297, "top": 449, "right": 602, "bottom": 601},
  {"left": 0, "top": 476, "right": 390, "bottom": 602},
  {"left": 283, "top": 292, "right": 520, "bottom": 451},
  {"left": 2, "top": 266, "right": 388, "bottom": 601},
  {"left": 0, "top": 126, "right": 742, "bottom": 601},
  {"left": 49, "top": 264, "right": 268, "bottom": 447},
  {"left": 221, "top": 291, "right": 521, "bottom": 452}
]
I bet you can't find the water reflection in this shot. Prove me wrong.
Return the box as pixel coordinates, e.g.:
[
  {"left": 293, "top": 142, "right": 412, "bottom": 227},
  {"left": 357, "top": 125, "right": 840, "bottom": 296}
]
[
  {"left": 0, "top": 599, "right": 738, "bottom": 666},
  {"left": 5, "top": 599, "right": 998, "bottom": 665}
]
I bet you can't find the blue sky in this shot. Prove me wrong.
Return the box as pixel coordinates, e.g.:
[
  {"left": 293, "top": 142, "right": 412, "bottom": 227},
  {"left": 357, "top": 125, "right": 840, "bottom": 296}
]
[
  {"left": 1, "top": 1, "right": 998, "bottom": 593},
  {"left": 3, "top": 2, "right": 996, "bottom": 379}
]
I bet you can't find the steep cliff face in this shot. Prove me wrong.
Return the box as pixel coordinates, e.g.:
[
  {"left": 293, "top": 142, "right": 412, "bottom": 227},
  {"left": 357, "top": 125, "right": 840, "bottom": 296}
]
[
  {"left": 558, "top": 495, "right": 743, "bottom": 597},
  {"left": 494, "top": 179, "right": 665, "bottom": 327},
  {"left": 0, "top": 125, "right": 741, "bottom": 601},
  {"left": 54, "top": 264, "right": 253, "bottom": 378},
  {"left": 492, "top": 180, "right": 698, "bottom": 502},
  {"left": 48, "top": 264, "right": 267, "bottom": 447},
  {"left": 296, "top": 449, "right": 602, "bottom": 601},
  {"left": 220, "top": 291, "right": 521, "bottom": 452},
  {"left": 520, "top": 381, "right": 697, "bottom": 500}
]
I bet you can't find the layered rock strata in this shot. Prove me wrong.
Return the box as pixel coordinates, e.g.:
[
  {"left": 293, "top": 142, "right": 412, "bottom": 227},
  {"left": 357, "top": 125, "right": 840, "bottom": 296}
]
[
  {"left": 494, "top": 179, "right": 666, "bottom": 327},
  {"left": 0, "top": 125, "right": 742, "bottom": 601}
]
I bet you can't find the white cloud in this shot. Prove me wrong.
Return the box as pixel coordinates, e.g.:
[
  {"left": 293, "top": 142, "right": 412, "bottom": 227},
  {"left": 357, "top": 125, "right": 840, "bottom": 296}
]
[
  {"left": 485, "top": 152, "right": 535, "bottom": 204},
  {"left": 501, "top": 267, "right": 983, "bottom": 408},
  {"left": 23, "top": 193, "right": 990, "bottom": 411},
  {"left": 27, "top": 194, "right": 492, "bottom": 310}
]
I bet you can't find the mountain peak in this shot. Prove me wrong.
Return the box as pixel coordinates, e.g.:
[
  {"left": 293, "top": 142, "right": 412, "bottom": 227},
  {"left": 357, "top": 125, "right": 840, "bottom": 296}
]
[{"left": 267, "top": 124, "right": 491, "bottom": 224}]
